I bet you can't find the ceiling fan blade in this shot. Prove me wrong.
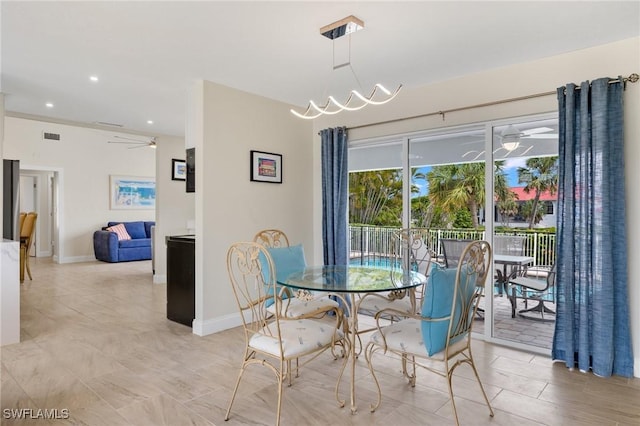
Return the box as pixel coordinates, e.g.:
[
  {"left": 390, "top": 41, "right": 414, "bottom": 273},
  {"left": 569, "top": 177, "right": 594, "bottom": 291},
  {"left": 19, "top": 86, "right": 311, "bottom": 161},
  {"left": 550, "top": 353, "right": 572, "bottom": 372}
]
[
  {"left": 522, "top": 127, "right": 554, "bottom": 135},
  {"left": 111, "top": 135, "right": 155, "bottom": 144},
  {"left": 524, "top": 133, "right": 558, "bottom": 139},
  {"left": 107, "top": 141, "right": 148, "bottom": 145}
]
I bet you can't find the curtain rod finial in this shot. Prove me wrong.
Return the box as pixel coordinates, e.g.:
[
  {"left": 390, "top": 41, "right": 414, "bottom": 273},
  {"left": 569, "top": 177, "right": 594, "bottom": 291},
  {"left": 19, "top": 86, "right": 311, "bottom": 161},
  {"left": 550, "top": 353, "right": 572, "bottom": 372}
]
[{"left": 629, "top": 73, "right": 639, "bottom": 83}]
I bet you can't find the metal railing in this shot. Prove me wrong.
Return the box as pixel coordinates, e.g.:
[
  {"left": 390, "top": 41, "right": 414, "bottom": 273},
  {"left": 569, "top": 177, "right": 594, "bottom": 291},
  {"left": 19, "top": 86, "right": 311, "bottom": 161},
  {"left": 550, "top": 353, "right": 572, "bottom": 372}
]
[{"left": 349, "top": 225, "right": 556, "bottom": 267}]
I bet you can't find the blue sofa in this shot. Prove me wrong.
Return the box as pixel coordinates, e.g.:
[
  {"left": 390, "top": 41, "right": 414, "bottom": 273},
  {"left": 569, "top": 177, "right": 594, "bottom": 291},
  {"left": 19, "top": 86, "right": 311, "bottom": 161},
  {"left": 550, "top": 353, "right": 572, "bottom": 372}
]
[{"left": 93, "top": 221, "right": 155, "bottom": 263}]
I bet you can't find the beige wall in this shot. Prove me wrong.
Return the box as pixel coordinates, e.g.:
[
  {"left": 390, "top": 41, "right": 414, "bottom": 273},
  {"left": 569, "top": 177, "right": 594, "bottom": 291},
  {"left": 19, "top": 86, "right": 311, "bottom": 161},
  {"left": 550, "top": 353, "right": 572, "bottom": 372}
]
[
  {"left": 191, "top": 80, "right": 313, "bottom": 335},
  {"left": 153, "top": 133, "right": 194, "bottom": 283},
  {"left": 310, "top": 37, "right": 640, "bottom": 376}
]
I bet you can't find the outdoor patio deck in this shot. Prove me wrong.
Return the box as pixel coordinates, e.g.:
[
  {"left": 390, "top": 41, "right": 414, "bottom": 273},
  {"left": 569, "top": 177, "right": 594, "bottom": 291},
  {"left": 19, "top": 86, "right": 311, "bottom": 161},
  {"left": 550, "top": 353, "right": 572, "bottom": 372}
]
[{"left": 475, "top": 293, "right": 556, "bottom": 349}]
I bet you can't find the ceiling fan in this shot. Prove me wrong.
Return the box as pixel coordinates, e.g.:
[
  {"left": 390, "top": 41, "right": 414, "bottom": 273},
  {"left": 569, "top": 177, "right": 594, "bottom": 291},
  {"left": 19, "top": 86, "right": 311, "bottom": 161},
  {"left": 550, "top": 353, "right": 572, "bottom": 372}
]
[
  {"left": 108, "top": 135, "right": 157, "bottom": 149},
  {"left": 463, "top": 125, "right": 557, "bottom": 160}
]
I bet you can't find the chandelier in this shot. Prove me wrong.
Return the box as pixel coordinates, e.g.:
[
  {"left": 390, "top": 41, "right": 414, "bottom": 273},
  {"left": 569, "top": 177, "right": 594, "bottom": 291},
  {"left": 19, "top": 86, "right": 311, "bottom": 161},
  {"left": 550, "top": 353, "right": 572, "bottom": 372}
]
[{"left": 290, "top": 15, "right": 402, "bottom": 119}]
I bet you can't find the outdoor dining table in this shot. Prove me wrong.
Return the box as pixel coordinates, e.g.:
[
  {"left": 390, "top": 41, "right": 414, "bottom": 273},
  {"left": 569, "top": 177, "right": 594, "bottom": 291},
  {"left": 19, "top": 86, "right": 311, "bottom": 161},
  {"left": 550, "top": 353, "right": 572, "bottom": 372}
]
[
  {"left": 278, "top": 265, "right": 427, "bottom": 414},
  {"left": 494, "top": 254, "right": 535, "bottom": 317}
]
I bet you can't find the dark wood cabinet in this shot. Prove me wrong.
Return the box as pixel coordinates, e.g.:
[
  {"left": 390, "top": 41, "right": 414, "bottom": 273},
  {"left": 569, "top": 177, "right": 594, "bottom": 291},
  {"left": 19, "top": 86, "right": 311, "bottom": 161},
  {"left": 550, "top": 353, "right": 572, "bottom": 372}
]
[{"left": 166, "top": 235, "right": 195, "bottom": 327}]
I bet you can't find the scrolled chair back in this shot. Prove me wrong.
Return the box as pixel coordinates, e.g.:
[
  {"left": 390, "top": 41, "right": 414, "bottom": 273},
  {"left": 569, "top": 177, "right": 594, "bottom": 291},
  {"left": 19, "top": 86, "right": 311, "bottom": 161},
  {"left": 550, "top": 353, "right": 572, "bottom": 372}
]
[
  {"left": 449, "top": 240, "right": 492, "bottom": 341},
  {"left": 391, "top": 229, "right": 432, "bottom": 274},
  {"left": 226, "top": 242, "right": 280, "bottom": 340},
  {"left": 253, "top": 229, "right": 290, "bottom": 248}
]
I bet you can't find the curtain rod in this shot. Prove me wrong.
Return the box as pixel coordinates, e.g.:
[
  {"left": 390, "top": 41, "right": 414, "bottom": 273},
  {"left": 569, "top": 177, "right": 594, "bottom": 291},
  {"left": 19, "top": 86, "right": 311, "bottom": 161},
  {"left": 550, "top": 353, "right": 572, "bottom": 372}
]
[{"left": 347, "top": 73, "right": 639, "bottom": 132}]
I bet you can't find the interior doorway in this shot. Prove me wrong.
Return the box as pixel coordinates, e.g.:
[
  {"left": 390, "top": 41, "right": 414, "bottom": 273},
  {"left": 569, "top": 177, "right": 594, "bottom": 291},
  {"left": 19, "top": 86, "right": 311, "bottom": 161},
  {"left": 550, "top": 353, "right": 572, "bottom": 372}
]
[{"left": 19, "top": 168, "right": 58, "bottom": 259}]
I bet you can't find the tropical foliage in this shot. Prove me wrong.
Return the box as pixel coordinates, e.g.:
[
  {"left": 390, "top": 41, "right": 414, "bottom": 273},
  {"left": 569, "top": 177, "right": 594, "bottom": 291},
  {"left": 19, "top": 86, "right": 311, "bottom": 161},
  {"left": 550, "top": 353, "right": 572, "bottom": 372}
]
[
  {"left": 348, "top": 157, "right": 558, "bottom": 230},
  {"left": 517, "top": 156, "right": 559, "bottom": 228}
]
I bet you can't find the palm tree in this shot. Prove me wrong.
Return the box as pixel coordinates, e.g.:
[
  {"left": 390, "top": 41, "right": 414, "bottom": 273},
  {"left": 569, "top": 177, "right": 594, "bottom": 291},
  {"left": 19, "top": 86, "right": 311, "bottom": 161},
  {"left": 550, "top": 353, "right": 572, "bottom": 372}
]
[
  {"left": 427, "top": 163, "right": 486, "bottom": 228},
  {"left": 517, "top": 156, "right": 559, "bottom": 229},
  {"left": 348, "top": 170, "right": 403, "bottom": 225},
  {"left": 494, "top": 161, "right": 518, "bottom": 226}
]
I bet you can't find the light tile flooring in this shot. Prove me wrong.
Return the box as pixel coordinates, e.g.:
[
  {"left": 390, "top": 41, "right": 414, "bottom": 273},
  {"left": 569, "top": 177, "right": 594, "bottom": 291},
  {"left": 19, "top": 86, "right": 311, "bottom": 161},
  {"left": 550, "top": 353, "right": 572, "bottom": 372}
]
[{"left": 1, "top": 258, "right": 639, "bottom": 425}]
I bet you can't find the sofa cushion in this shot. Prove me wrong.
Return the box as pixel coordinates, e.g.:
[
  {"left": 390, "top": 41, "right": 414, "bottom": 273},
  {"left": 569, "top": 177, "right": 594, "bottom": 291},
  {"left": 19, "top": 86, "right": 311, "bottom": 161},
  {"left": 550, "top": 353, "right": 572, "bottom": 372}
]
[
  {"left": 106, "top": 223, "right": 131, "bottom": 241},
  {"left": 124, "top": 222, "right": 146, "bottom": 239},
  {"left": 119, "top": 238, "right": 151, "bottom": 249}
]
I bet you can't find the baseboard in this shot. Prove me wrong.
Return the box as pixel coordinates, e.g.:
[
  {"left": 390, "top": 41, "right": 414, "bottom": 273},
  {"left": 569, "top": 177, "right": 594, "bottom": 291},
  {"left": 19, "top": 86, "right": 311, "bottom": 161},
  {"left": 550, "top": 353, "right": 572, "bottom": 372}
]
[
  {"left": 192, "top": 313, "right": 241, "bottom": 336},
  {"left": 153, "top": 274, "right": 167, "bottom": 284},
  {"left": 635, "top": 356, "right": 640, "bottom": 378}
]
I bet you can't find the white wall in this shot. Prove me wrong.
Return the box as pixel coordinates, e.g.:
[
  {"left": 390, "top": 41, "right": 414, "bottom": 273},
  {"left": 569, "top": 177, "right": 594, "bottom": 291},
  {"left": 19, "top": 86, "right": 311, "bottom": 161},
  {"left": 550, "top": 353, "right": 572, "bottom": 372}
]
[
  {"left": 310, "top": 37, "right": 640, "bottom": 376},
  {"left": 191, "top": 80, "right": 313, "bottom": 335},
  {"left": 3, "top": 116, "right": 157, "bottom": 262}
]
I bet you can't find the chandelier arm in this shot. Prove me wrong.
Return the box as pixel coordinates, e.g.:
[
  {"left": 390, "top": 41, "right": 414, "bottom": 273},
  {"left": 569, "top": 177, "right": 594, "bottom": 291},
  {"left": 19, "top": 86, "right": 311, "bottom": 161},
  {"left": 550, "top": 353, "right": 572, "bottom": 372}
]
[
  {"left": 290, "top": 108, "right": 322, "bottom": 119},
  {"left": 352, "top": 84, "right": 403, "bottom": 106},
  {"left": 307, "top": 100, "right": 343, "bottom": 115},
  {"left": 328, "top": 94, "right": 368, "bottom": 112}
]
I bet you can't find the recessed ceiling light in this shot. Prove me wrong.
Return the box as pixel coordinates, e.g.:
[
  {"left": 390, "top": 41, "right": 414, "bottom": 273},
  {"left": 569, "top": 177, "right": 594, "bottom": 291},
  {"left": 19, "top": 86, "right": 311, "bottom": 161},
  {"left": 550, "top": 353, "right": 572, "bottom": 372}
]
[
  {"left": 45, "top": 102, "right": 54, "bottom": 108},
  {"left": 89, "top": 75, "right": 99, "bottom": 82},
  {"left": 147, "top": 120, "right": 154, "bottom": 125}
]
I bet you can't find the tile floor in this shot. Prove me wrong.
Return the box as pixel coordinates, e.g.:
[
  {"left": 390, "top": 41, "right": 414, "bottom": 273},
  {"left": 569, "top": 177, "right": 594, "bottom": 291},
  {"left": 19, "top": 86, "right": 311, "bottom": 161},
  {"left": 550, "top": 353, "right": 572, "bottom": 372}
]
[{"left": 1, "top": 258, "right": 638, "bottom": 425}]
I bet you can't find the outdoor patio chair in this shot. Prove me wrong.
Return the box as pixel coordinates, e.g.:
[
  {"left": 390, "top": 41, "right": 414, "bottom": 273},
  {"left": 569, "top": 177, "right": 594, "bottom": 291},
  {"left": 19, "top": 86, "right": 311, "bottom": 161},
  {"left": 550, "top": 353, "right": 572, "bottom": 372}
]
[
  {"left": 225, "top": 242, "right": 345, "bottom": 426},
  {"left": 508, "top": 263, "right": 556, "bottom": 320},
  {"left": 358, "top": 228, "right": 433, "bottom": 315},
  {"left": 440, "top": 238, "right": 473, "bottom": 269},
  {"left": 365, "top": 240, "right": 494, "bottom": 426}
]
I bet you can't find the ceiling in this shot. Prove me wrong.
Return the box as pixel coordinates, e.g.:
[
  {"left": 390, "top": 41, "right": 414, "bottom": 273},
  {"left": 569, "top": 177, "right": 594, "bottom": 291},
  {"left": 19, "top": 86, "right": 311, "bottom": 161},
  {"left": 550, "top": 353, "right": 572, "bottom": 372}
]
[{"left": 2, "top": 1, "right": 639, "bottom": 137}]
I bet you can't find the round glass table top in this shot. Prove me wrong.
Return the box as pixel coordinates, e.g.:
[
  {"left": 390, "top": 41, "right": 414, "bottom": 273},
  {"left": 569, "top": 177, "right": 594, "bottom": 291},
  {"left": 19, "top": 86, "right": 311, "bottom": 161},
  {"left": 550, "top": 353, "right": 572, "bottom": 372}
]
[{"left": 278, "top": 265, "right": 426, "bottom": 293}]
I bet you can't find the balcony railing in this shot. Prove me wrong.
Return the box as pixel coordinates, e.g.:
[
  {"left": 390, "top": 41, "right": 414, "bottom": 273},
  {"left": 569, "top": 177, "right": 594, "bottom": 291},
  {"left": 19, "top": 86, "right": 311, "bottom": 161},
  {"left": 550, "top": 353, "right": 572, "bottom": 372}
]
[{"left": 349, "top": 225, "right": 556, "bottom": 267}]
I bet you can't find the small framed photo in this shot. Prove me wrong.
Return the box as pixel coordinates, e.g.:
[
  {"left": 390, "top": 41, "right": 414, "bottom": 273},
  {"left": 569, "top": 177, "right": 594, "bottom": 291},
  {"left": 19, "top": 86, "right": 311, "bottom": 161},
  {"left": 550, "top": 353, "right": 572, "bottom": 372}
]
[
  {"left": 250, "top": 150, "right": 282, "bottom": 184},
  {"left": 172, "top": 159, "right": 186, "bottom": 181}
]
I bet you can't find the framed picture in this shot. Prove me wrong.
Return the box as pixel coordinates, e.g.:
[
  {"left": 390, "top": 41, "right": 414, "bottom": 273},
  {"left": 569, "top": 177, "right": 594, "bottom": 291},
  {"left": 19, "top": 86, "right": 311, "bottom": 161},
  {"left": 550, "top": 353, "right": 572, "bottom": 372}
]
[
  {"left": 172, "top": 158, "right": 186, "bottom": 181},
  {"left": 250, "top": 150, "right": 282, "bottom": 183},
  {"left": 110, "top": 175, "right": 156, "bottom": 210}
]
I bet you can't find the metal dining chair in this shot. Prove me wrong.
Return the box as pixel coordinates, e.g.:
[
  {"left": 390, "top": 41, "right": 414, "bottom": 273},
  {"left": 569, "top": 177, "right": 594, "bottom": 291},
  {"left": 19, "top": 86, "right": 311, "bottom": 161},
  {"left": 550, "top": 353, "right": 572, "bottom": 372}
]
[
  {"left": 365, "top": 240, "right": 494, "bottom": 426},
  {"left": 225, "top": 242, "right": 345, "bottom": 426}
]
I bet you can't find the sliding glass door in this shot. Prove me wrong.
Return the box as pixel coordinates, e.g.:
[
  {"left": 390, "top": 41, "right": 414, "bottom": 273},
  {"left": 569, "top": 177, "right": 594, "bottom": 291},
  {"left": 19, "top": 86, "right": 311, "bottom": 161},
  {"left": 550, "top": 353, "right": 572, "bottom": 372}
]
[{"left": 348, "top": 113, "right": 558, "bottom": 351}]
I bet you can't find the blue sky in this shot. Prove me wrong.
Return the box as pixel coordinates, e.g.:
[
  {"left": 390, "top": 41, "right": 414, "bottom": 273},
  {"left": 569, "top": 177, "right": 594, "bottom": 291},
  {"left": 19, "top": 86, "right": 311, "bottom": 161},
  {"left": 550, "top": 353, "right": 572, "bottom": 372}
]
[{"left": 413, "top": 158, "right": 526, "bottom": 197}]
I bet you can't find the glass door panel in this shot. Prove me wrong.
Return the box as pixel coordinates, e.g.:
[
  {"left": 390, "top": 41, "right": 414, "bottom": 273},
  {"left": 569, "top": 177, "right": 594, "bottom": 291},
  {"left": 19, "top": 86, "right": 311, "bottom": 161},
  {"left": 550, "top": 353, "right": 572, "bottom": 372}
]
[{"left": 491, "top": 117, "right": 559, "bottom": 349}]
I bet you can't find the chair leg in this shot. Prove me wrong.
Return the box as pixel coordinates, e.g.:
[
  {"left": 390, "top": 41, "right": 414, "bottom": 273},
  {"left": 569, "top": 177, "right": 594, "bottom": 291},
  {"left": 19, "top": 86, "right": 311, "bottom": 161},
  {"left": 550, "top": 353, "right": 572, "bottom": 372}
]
[
  {"left": 467, "top": 356, "right": 495, "bottom": 419},
  {"left": 225, "top": 363, "right": 247, "bottom": 421},
  {"left": 26, "top": 255, "right": 32, "bottom": 280},
  {"left": 363, "top": 341, "right": 382, "bottom": 413},
  {"left": 519, "top": 299, "right": 555, "bottom": 320},
  {"left": 275, "top": 362, "right": 284, "bottom": 426}
]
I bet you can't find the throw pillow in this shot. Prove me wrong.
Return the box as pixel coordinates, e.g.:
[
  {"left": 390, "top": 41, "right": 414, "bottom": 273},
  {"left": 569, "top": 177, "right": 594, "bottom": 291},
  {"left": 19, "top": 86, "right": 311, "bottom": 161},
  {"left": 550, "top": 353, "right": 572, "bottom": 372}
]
[
  {"left": 107, "top": 223, "right": 131, "bottom": 241},
  {"left": 420, "top": 264, "right": 458, "bottom": 356},
  {"left": 258, "top": 244, "right": 307, "bottom": 307}
]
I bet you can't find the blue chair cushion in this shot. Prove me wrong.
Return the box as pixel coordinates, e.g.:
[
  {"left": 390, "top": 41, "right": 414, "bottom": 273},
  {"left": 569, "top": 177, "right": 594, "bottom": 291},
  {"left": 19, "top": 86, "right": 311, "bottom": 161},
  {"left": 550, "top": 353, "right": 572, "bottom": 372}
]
[
  {"left": 258, "top": 244, "right": 307, "bottom": 307},
  {"left": 421, "top": 264, "right": 458, "bottom": 356}
]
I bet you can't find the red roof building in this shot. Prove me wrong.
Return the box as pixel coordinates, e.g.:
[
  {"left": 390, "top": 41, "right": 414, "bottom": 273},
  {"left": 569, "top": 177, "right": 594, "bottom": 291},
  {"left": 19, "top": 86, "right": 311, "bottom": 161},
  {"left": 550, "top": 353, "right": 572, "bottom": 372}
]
[{"left": 510, "top": 187, "right": 557, "bottom": 201}]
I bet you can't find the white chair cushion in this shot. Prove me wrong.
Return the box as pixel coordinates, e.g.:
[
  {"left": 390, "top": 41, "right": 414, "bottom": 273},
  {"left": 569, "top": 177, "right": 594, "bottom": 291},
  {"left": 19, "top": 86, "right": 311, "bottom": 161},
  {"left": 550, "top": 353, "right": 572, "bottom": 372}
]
[
  {"left": 510, "top": 276, "right": 547, "bottom": 291},
  {"left": 369, "top": 318, "right": 467, "bottom": 361},
  {"left": 266, "top": 295, "right": 339, "bottom": 318},
  {"left": 250, "top": 319, "right": 343, "bottom": 358},
  {"left": 358, "top": 294, "right": 414, "bottom": 316}
]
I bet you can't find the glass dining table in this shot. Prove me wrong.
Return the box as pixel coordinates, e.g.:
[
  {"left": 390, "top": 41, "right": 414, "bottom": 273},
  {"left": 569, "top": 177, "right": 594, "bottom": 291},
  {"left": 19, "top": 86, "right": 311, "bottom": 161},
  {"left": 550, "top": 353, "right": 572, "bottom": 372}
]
[{"left": 278, "top": 264, "right": 427, "bottom": 414}]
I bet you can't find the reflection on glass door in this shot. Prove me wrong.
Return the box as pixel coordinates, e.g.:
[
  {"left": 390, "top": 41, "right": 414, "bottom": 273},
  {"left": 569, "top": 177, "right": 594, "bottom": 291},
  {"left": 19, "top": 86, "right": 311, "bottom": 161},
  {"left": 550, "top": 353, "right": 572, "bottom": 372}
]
[{"left": 491, "top": 117, "right": 559, "bottom": 349}]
